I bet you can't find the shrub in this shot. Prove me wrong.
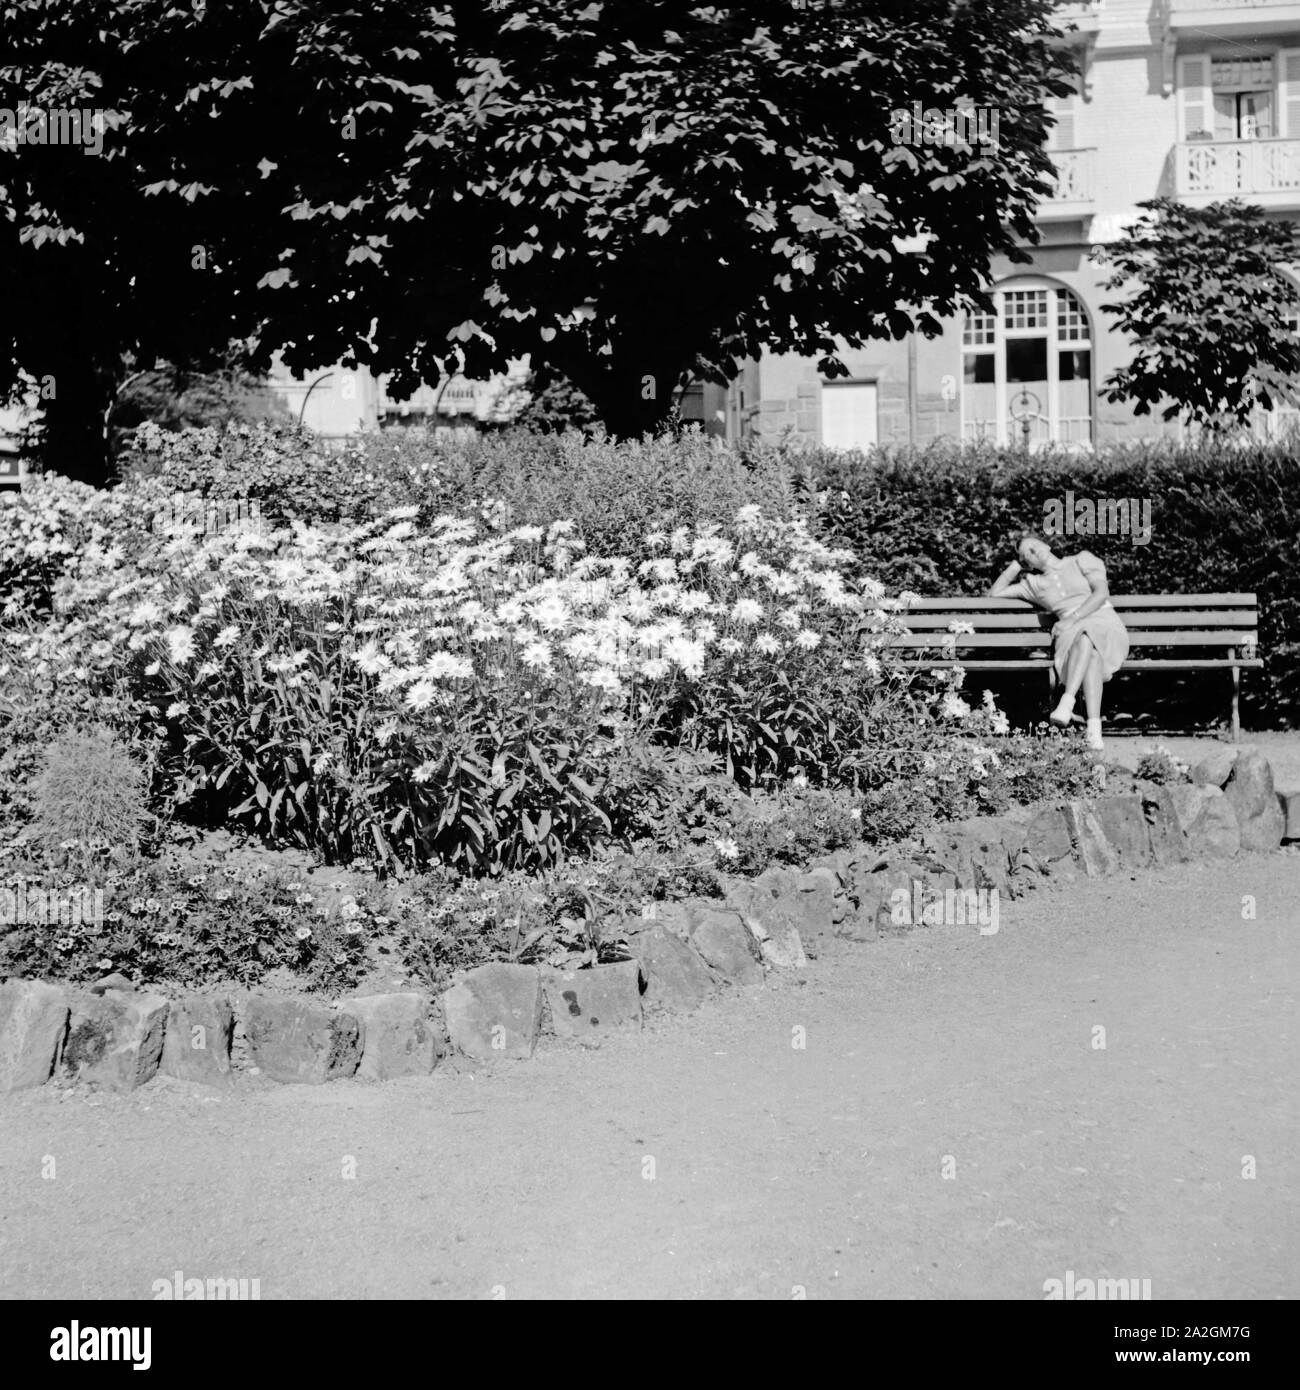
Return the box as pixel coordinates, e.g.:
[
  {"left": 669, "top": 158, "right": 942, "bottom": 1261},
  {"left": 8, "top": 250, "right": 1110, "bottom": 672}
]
[
  {"left": 719, "top": 783, "right": 863, "bottom": 875},
  {"left": 30, "top": 726, "right": 152, "bottom": 871},
  {"left": 19, "top": 496, "right": 899, "bottom": 874},
  {"left": 1134, "top": 745, "right": 1190, "bottom": 784}
]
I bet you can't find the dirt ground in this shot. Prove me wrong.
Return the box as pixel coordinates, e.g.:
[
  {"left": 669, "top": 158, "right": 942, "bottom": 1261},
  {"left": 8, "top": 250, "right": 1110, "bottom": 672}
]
[{"left": 2, "top": 844, "right": 1296, "bottom": 1301}]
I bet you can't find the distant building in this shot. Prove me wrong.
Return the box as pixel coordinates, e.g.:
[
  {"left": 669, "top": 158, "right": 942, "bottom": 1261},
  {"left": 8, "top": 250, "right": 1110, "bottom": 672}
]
[
  {"left": 266, "top": 355, "right": 532, "bottom": 443},
  {"left": 1, "top": 397, "right": 31, "bottom": 487},
  {"left": 712, "top": 0, "right": 1300, "bottom": 451}
]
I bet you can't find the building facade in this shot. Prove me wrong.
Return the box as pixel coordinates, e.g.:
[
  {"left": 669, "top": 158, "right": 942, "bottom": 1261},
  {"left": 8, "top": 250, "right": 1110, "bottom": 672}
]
[
  {"left": 721, "top": 0, "right": 1300, "bottom": 451},
  {"left": 265, "top": 356, "right": 533, "bottom": 444}
]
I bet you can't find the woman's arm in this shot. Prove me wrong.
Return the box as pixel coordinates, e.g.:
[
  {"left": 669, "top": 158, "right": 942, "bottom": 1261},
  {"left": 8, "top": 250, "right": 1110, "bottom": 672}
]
[
  {"left": 1059, "top": 550, "right": 1110, "bottom": 626},
  {"left": 988, "top": 559, "right": 1030, "bottom": 601}
]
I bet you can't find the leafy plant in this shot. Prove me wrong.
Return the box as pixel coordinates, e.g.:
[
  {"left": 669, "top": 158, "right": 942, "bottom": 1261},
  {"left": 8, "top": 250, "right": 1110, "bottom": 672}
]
[
  {"left": 30, "top": 726, "right": 153, "bottom": 872},
  {"left": 1134, "top": 746, "right": 1190, "bottom": 785},
  {"left": 1092, "top": 198, "right": 1300, "bottom": 432}
]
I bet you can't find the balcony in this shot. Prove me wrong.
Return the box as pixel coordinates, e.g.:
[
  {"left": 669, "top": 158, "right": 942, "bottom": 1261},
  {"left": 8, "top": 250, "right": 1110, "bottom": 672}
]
[
  {"left": 1037, "top": 148, "right": 1097, "bottom": 219},
  {"left": 1175, "top": 137, "right": 1300, "bottom": 208},
  {"left": 1052, "top": 2, "right": 1101, "bottom": 35},
  {"left": 378, "top": 376, "right": 487, "bottom": 418},
  {"left": 1169, "top": 0, "right": 1300, "bottom": 38}
]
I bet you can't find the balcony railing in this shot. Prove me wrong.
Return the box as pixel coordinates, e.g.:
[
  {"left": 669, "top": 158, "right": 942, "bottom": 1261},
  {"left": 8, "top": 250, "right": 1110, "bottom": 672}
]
[
  {"left": 1038, "top": 148, "right": 1096, "bottom": 216},
  {"left": 1051, "top": 1, "right": 1101, "bottom": 34},
  {"left": 1169, "top": 1, "right": 1300, "bottom": 37},
  {"left": 1176, "top": 138, "right": 1300, "bottom": 203},
  {"left": 377, "top": 376, "right": 486, "bottom": 417}
]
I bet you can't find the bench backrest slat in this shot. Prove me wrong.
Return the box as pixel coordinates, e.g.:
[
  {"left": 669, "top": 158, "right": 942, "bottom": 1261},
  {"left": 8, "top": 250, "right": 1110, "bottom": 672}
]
[{"left": 902, "top": 593, "right": 1257, "bottom": 611}]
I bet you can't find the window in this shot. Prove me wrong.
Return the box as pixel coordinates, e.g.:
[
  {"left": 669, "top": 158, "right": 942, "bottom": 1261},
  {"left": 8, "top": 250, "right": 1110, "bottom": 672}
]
[
  {"left": 960, "top": 280, "right": 1094, "bottom": 447},
  {"left": 820, "top": 382, "right": 878, "bottom": 451}
]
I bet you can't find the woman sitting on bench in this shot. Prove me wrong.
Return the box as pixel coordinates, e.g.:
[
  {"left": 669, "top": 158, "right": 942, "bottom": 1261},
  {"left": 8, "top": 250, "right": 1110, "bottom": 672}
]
[{"left": 988, "top": 532, "right": 1130, "bottom": 752}]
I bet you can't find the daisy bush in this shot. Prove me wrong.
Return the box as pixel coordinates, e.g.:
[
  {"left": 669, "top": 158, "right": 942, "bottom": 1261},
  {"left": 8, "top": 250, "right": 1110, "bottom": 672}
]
[{"left": 11, "top": 489, "right": 907, "bottom": 875}]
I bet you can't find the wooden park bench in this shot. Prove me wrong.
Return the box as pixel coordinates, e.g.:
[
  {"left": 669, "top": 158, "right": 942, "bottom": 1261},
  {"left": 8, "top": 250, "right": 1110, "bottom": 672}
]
[{"left": 888, "top": 593, "right": 1263, "bottom": 741}]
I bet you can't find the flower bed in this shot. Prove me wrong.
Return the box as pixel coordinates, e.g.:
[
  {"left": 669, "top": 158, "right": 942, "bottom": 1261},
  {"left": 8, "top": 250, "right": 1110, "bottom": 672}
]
[
  {"left": 2, "top": 744, "right": 1294, "bottom": 1094},
  {"left": 0, "top": 427, "right": 1198, "bottom": 1018}
]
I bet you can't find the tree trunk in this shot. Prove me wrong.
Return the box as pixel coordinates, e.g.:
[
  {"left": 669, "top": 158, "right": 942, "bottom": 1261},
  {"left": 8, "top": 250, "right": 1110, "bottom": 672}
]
[
  {"left": 30, "top": 355, "right": 117, "bottom": 486},
  {"left": 554, "top": 353, "right": 687, "bottom": 439}
]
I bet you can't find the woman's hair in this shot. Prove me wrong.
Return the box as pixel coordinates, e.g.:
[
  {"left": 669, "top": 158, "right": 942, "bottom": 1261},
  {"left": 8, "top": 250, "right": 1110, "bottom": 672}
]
[{"left": 1015, "top": 529, "right": 1053, "bottom": 553}]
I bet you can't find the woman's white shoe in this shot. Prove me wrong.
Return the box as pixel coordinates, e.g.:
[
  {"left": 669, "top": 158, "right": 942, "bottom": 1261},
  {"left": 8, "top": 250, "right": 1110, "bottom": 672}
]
[
  {"left": 1085, "top": 718, "right": 1104, "bottom": 752},
  {"left": 1049, "top": 698, "right": 1075, "bottom": 728}
]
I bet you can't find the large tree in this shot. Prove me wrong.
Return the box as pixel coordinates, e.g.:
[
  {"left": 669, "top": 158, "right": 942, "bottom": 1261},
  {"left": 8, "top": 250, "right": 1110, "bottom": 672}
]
[
  {"left": 1093, "top": 197, "right": 1300, "bottom": 432},
  {"left": 3, "top": 0, "right": 1075, "bottom": 478}
]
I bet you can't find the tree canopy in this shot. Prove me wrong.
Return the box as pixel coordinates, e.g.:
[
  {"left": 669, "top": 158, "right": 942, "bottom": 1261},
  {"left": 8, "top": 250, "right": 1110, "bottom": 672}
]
[
  {"left": 1093, "top": 198, "right": 1300, "bottom": 433},
  {"left": 2, "top": 0, "right": 1075, "bottom": 479}
]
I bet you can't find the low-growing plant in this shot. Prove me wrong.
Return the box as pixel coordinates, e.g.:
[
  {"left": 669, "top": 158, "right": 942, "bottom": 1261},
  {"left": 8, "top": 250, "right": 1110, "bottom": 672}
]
[
  {"left": 1134, "top": 745, "right": 1191, "bottom": 784},
  {"left": 30, "top": 726, "right": 153, "bottom": 872},
  {"left": 0, "top": 848, "right": 374, "bottom": 995},
  {"left": 718, "top": 783, "right": 863, "bottom": 876}
]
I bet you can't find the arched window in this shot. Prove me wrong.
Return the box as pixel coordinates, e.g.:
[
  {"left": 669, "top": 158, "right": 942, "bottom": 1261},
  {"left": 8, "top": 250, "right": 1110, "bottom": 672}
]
[{"left": 961, "top": 279, "right": 1094, "bottom": 447}]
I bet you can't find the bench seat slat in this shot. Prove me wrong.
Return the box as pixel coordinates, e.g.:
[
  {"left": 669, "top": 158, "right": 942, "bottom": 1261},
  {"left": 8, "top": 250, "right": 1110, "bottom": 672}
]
[
  {"left": 899, "top": 610, "right": 1258, "bottom": 630},
  {"left": 888, "top": 631, "right": 1258, "bottom": 649},
  {"left": 895, "top": 658, "right": 1264, "bottom": 671}
]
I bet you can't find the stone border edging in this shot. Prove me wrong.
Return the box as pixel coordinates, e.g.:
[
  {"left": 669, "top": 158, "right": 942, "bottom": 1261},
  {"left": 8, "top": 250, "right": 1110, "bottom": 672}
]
[{"left": 2, "top": 747, "right": 1296, "bottom": 1096}]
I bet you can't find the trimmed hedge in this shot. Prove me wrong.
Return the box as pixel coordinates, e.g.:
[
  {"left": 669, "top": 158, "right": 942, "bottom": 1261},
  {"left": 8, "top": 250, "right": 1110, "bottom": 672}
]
[
  {"left": 110, "top": 424, "right": 1298, "bottom": 727},
  {"left": 796, "top": 439, "right": 1299, "bottom": 730}
]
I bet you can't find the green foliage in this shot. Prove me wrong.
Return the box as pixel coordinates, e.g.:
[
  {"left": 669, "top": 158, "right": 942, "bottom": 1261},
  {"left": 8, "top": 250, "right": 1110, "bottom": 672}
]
[
  {"left": 1133, "top": 746, "right": 1190, "bottom": 785},
  {"left": 512, "top": 363, "right": 603, "bottom": 435},
  {"left": 853, "top": 691, "right": 1100, "bottom": 842},
  {"left": 722, "top": 784, "right": 863, "bottom": 876},
  {"left": 120, "top": 420, "right": 385, "bottom": 524},
  {"left": 0, "top": 849, "right": 371, "bottom": 994},
  {"left": 1093, "top": 198, "right": 1300, "bottom": 430},
  {"left": 3, "top": 0, "right": 1075, "bottom": 474},
  {"left": 808, "top": 437, "right": 1300, "bottom": 727},
  {"left": 30, "top": 726, "right": 152, "bottom": 872},
  {"left": 109, "top": 360, "right": 291, "bottom": 461}
]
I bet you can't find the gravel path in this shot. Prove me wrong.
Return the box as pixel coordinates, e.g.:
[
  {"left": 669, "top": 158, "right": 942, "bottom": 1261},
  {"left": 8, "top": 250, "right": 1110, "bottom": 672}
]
[
  {"left": 2, "top": 849, "right": 1297, "bottom": 1301},
  {"left": 1106, "top": 732, "right": 1300, "bottom": 792}
]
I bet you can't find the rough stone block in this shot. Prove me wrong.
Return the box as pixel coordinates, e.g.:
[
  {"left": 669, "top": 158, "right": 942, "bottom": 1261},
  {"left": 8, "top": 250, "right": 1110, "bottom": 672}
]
[
  {"left": 1092, "top": 795, "right": 1154, "bottom": 869},
  {"left": 1140, "top": 786, "right": 1192, "bottom": 865},
  {"left": 1191, "top": 745, "right": 1239, "bottom": 789},
  {"left": 634, "top": 899, "right": 697, "bottom": 941},
  {"left": 160, "top": 994, "right": 234, "bottom": 1084},
  {"left": 628, "top": 924, "right": 717, "bottom": 1013},
  {"left": 543, "top": 961, "right": 642, "bottom": 1040},
  {"left": 345, "top": 992, "right": 437, "bottom": 1079},
  {"left": 1280, "top": 790, "right": 1300, "bottom": 842},
  {"left": 1023, "top": 805, "right": 1073, "bottom": 864},
  {"left": 728, "top": 870, "right": 832, "bottom": 947},
  {"left": 243, "top": 995, "right": 363, "bottom": 1083},
  {"left": 64, "top": 990, "right": 169, "bottom": 1092},
  {"left": 442, "top": 963, "right": 542, "bottom": 1061},
  {"left": 1222, "top": 749, "right": 1285, "bottom": 851},
  {"left": 744, "top": 913, "right": 808, "bottom": 969},
  {"left": 1167, "top": 784, "right": 1219, "bottom": 833},
  {"left": 1169, "top": 785, "right": 1241, "bottom": 858},
  {"left": 0, "top": 979, "right": 69, "bottom": 1095},
  {"left": 925, "top": 821, "right": 1015, "bottom": 896},
  {"left": 1062, "top": 801, "right": 1120, "bottom": 877},
  {"left": 689, "top": 909, "right": 764, "bottom": 985}
]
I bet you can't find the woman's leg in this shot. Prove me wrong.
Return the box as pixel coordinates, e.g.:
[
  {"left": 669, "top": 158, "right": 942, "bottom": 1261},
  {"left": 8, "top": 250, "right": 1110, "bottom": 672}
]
[
  {"left": 1082, "top": 645, "right": 1104, "bottom": 721},
  {"left": 1052, "top": 633, "right": 1091, "bottom": 717}
]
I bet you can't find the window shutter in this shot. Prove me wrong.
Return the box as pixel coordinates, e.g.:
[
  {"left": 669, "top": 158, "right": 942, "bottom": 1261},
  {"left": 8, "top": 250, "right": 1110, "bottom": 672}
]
[
  {"left": 1178, "top": 56, "right": 1210, "bottom": 141},
  {"left": 1276, "top": 49, "right": 1300, "bottom": 137},
  {"left": 1046, "top": 70, "right": 1078, "bottom": 151}
]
